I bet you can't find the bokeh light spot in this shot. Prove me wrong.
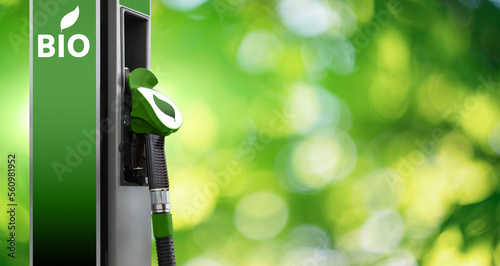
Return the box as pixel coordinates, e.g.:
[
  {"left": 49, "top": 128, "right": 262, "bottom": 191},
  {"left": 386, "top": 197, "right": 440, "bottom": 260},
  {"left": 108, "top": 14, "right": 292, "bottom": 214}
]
[
  {"left": 285, "top": 83, "right": 351, "bottom": 135},
  {"left": 290, "top": 130, "right": 357, "bottom": 190},
  {"left": 171, "top": 167, "right": 218, "bottom": 230},
  {"left": 405, "top": 193, "right": 444, "bottom": 239},
  {"left": 416, "top": 73, "right": 465, "bottom": 124},
  {"left": 178, "top": 100, "right": 218, "bottom": 152},
  {"left": 302, "top": 35, "right": 356, "bottom": 76},
  {"left": 425, "top": 226, "right": 492, "bottom": 266},
  {"left": 331, "top": 1, "right": 358, "bottom": 37},
  {"left": 235, "top": 192, "right": 288, "bottom": 240},
  {"left": 277, "top": 0, "right": 336, "bottom": 37},
  {"left": 377, "top": 29, "right": 409, "bottom": 74},
  {"left": 460, "top": 98, "right": 500, "bottom": 153},
  {"left": 488, "top": 121, "right": 500, "bottom": 154},
  {"left": 437, "top": 132, "right": 474, "bottom": 171},
  {"left": 361, "top": 210, "right": 404, "bottom": 253},
  {"left": 369, "top": 73, "right": 409, "bottom": 122},
  {"left": 285, "top": 83, "right": 322, "bottom": 134},
  {"left": 280, "top": 247, "right": 349, "bottom": 266},
  {"left": 351, "top": 0, "right": 374, "bottom": 23},
  {"left": 283, "top": 225, "right": 329, "bottom": 251},
  {"left": 452, "top": 161, "right": 495, "bottom": 205},
  {"left": 237, "top": 30, "right": 284, "bottom": 74},
  {"left": 376, "top": 250, "right": 418, "bottom": 266},
  {"left": 362, "top": 168, "right": 405, "bottom": 211},
  {"left": 488, "top": 0, "right": 500, "bottom": 9},
  {"left": 160, "top": 0, "right": 209, "bottom": 11}
]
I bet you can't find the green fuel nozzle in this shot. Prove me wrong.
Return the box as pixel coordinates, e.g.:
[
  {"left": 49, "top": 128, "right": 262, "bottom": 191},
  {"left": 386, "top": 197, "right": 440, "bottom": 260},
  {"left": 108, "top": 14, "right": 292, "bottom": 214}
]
[
  {"left": 128, "top": 68, "right": 182, "bottom": 136},
  {"left": 127, "top": 68, "right": 182, "bottom": 266}
]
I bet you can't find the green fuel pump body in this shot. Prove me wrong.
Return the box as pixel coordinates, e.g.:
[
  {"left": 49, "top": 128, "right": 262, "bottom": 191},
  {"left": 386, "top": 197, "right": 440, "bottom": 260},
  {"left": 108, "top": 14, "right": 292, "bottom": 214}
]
[{"left": 32, "top": 1, "right": 164, "bottom": 265}]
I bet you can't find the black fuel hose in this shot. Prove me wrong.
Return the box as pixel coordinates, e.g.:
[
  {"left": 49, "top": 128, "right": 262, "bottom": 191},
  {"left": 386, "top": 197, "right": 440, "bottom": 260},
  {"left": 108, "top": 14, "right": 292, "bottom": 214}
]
[{"left": 146, "top": 134, "right": 177, "bottom": 266}]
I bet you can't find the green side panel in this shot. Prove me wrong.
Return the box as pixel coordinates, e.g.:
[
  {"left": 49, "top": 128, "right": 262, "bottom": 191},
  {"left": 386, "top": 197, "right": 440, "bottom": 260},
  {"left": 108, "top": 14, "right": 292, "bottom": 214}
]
[
  {"left": 121, "top": 0, "right": 150, "bottom": 15},
  {"left": 152, "top": 213, "right": 174, "bottom": 238},
  {"left": 32, "top": 1, "right": 97, "bottom": 265},
  {"left": 0, "top": 1, "right": 30, "bottom": 265}
]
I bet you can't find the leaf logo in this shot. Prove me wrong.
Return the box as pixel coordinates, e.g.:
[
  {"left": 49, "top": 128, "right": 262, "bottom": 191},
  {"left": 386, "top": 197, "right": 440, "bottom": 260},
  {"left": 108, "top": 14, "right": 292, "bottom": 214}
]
[
  {"left": 60, "top": 6, "right": 79, "bottom": 33},
  {"left": 154, "top": 95, "right": 176, "bottom": 121}
]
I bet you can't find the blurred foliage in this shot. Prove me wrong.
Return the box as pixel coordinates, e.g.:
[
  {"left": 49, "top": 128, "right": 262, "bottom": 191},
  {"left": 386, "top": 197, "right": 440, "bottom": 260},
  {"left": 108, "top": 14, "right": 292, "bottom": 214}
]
[
  {"left": 149, "top": 0, "right": 500, "bottom": 265},
  {"left": 2, "top": 0, "right": 500, "bottom": 265}
]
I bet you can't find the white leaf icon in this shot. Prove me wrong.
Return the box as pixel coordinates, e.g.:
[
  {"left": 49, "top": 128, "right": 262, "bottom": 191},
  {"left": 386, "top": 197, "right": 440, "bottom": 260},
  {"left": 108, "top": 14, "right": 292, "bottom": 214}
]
[{"left": 60, "top": 6, "right": 79, "bottom": 33}]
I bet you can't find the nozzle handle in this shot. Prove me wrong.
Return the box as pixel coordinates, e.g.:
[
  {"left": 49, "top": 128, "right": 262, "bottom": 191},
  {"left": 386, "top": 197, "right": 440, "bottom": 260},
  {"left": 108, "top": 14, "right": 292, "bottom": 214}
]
[{"left": 145, "top": 134, "right": 170, "bottom": 190}]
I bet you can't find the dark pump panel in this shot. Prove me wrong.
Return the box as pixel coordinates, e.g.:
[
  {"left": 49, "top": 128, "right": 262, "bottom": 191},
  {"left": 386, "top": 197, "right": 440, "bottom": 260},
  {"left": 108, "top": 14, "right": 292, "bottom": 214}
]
[
  {"left": 123, "top": 10, "right": 149, "bottom": 71},
  {"left": 121, "top": 9, "right": 150, "bottom": 186}
]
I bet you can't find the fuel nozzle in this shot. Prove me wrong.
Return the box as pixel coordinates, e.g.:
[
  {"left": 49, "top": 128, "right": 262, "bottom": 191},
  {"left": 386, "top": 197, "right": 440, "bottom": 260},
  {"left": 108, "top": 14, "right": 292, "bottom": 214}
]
[
  {"left": 127, "top": 68, "right": 182, "bottom": 136},
  {"left": 127, "top": 68, "right": 182, "bottom": 266}
]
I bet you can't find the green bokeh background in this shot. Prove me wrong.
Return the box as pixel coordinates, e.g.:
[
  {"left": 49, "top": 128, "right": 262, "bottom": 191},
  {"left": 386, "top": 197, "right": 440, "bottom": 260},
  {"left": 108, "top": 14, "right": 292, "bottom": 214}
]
[{"left": 2, "top": 0, "right": 500, "bottom": 265}]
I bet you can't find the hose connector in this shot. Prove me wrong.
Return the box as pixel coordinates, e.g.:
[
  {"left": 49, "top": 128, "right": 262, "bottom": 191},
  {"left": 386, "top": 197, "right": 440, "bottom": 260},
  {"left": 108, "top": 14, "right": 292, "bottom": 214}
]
[{"left": 150, "top": 188, "right": 171, "bottom": 214}]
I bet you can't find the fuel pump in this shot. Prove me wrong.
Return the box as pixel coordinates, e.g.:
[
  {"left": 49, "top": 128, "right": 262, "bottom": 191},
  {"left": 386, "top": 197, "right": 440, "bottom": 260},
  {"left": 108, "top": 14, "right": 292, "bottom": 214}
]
[{"left": 126, "top": 68, "right": 181, "bottom": 265}]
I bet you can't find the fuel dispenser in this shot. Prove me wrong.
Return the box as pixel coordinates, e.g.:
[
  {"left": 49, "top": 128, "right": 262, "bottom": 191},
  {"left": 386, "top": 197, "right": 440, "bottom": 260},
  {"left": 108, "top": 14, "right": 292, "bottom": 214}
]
[{"left": 31, "top": 1, "right": 179, "bottom": 265}]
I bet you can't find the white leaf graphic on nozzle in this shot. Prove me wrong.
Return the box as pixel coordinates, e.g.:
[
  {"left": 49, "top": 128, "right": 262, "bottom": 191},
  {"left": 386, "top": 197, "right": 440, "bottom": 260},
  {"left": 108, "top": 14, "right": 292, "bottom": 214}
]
[{"left": 60, "top": 6, "right": 79, "bottom": 32}]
